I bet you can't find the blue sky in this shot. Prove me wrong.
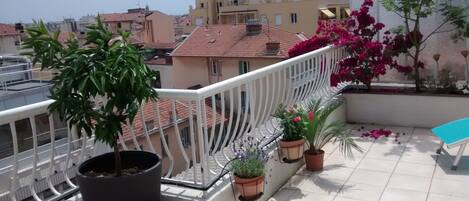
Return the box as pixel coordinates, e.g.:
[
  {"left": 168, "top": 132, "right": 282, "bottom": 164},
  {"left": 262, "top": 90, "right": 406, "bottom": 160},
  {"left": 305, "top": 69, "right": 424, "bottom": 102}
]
[{"left": 0, "top": 0, "right": 195, "bottom": 23}]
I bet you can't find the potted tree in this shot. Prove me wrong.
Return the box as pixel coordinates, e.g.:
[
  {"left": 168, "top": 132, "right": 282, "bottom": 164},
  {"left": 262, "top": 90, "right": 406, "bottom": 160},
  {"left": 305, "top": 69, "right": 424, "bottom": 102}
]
[
  {"left": 303, "top": 97, "right": 362, "bottom": 171},
  {"left": 274, "top": 105, "right": 306, "bottom": 162},
  {"left": 23, "top": 18, "right": 161, "bottom": 201},
  {"left": 231, "top": 136, "right": 269, "bottom": 200}
]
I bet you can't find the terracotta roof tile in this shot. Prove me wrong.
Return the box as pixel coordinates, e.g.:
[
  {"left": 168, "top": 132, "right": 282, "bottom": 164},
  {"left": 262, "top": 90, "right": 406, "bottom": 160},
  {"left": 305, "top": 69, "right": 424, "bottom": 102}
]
[
  {"left": 144, "top": 42, "right": 176, "bottom": 49},
  {"left": 57, "top": 32, "right": 77, "bottom": 43},
  {"left": 121, "top": 99, "right": 227, "bottom": 142},
  {"left": 171, "top": 24, "right": 304, "bottom": 58},
  {"left": 145, "top": 57, "right": 171, "bottom": 65},
  {"left": 0, "top": 23, "right": 17, "bottom": 37},
  {"left": 101, "top": 13, "right": 144, "bottom": 22}
]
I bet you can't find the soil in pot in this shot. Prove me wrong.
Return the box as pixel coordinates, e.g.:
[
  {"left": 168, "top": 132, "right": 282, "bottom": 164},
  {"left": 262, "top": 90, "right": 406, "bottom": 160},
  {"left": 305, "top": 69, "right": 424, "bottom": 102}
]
[
  {"left": 234, "top": 175, "right": 265, "bottom": 200},
  {"left": 304, "top": 150, "right": 325, "bottom": 171},
  {"left": 77, "top": 151, "right": 162, "bottom": 201},
  {"left": 279, "top": 139, "right": 305, "bottom": 162}
]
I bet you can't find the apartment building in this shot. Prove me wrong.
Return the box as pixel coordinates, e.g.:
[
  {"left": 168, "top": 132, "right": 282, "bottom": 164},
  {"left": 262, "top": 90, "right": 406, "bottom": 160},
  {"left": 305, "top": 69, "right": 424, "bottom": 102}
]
[
  {"left": 188, "top": 0, "right": 350, "bottom": 36},
  {"left": 0, "top": 23, "right": 19, "bottom": 54},
  {"left": 171, "top": 22, "right": 306, "bottom": 89},
  {"left": 101, "top": 8, "right": 175, "bottom": 45}
]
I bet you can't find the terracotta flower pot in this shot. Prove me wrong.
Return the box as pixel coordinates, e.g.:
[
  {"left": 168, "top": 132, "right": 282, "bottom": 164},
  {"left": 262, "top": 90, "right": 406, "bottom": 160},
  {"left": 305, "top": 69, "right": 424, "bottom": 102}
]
[
  {"left": 279, "top": 139, "right": 305, "bottom": 162},
  {"left": 304, "top": 150, "right": 325, "bottom": 171},
  {"left": 234, "top": 175, "right": 265, "bottom": 200}
]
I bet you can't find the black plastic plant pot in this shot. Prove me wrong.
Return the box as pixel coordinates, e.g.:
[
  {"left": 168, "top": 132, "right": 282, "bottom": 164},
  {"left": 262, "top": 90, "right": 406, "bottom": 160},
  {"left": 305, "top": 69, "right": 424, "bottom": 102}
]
[{"left": 76, "top": 151, "right": 162, "bottom": 201}]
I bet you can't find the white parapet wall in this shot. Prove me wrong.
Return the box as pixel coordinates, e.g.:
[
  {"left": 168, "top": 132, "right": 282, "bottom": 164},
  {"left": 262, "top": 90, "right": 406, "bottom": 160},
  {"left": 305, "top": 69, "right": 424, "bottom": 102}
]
[{"left": 344, "top": 93, "right": 469, "bottom": 128}]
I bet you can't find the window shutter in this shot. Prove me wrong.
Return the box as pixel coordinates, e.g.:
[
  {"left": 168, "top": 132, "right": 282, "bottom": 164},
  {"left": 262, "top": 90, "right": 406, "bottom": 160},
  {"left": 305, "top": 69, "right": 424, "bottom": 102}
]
[{"left": 239, "top": 61, "right": 243, "bottom": 75}]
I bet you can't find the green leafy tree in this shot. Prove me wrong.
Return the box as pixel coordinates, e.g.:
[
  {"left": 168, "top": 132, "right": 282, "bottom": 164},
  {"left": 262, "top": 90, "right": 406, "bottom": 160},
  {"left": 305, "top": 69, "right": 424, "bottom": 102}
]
[
  {"left": 382, "top": 0, "right": 469, "bottom": 92},
  {"left": 22, "top": 17, "right": 158, "bottom": 176}
]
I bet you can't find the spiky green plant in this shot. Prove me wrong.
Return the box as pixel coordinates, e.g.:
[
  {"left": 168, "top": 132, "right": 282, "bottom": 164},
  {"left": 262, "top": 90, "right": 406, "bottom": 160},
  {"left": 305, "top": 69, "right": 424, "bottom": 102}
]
[{"left": 303, "top": 97, "right": 362, "bottom": 158}]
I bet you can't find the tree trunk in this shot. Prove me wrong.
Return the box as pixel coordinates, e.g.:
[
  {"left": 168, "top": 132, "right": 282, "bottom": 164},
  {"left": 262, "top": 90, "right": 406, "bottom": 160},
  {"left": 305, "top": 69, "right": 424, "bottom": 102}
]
[
  {"left": 365, "top": 81, "right": 372, "bottom": 91},
  {"left": 413, "top": 47, "right": 421, "bottom": 92},
  {"left": 113, "top": 140, "right": 122, "bottom": 176}
]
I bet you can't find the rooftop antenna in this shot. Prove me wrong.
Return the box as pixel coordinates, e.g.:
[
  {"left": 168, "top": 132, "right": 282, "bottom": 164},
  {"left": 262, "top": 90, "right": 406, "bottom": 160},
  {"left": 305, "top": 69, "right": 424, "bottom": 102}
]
[{"left": 266, "top": 18, "right": 271, "bottom": 41}]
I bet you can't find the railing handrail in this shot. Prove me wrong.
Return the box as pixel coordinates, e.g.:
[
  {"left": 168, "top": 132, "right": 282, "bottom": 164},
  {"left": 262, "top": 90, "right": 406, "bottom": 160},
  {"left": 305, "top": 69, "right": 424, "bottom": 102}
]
[
  {"left": 0, "top": 45, "right": 334, "bottom": 120},
  {"left": 0, "top": 100, "right": 54, "bottom": 125},
  {"left": 155, "top": 45, "right": 334, "bottom": 99}
]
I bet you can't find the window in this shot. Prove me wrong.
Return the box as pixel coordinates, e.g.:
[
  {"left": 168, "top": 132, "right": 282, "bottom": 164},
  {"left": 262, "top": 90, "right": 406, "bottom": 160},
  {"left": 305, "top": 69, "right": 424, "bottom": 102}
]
[
  {"left": 152, "top": 71, "right": 161, "bottom": 88},
  {"left": 290, "top": 13, "right": 298, "bottom": 24},
  {"left": 211, "top": 60, "right": 221, "bottom": 76},
  {"left": 319, "top": 8, "right": 337, "bottom": 20},
  {"left": 340, "top": 7, "right": 351, "bottom": 19},
  {"left": 275, "top": 14, "right": 282, "bottom": 26},
  {"left": 160, "top": 135, "right": 169, "bottom": 158},
  {"left": 196, "top": 17, "right": 204, "bottom": 26},
  {"left": 239, "top": 61, "right": 250, "bottom": 75},
  {"left": 117, "top": 22, "right": 122, "bottom": 28},
  {"left": 200, "top": 3, "right": 204, "bottom": 8},
  {"left": 180, "top": 127, "right": 191, "bottom": 148},
  {"left": 260, "top": 15, "right": 268, "bottom": 24},
  {"left": 241, "top": 91, "right": 247, "bottom": 110}
]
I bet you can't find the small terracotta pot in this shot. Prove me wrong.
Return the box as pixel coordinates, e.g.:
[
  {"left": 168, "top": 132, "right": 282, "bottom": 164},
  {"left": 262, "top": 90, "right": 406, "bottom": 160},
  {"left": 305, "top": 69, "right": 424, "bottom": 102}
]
[
  {"left": 279, "top": 139, "right": 305, "bottom": 162},
  {"left": 304, "top": 150, "right": 325, "bottom": 171},
  {"left": 234, "top": 175, "right": 265, "bottom": 200}
]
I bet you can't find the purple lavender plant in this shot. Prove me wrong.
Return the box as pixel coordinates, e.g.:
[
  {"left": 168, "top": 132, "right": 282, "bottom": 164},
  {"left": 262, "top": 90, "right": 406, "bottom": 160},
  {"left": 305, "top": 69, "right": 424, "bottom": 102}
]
[{"left": 231, "top": 136, "right": 269, "bottom": 178}]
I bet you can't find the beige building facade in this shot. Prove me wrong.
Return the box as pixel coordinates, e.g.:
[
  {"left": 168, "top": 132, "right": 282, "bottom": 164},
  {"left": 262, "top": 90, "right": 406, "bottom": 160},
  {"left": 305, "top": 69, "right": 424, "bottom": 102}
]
[
  {"left": 101, "top": 8, "right": 175, "bottom": 45},
  {"left": 0, "top": 23, "right": 19, "bottom": 55},
  {"left": 189, "top": 0, "right": 349, "bottom": 36},
  {"left": 171, "top": 24, "right": 305, "bottom": 89}
]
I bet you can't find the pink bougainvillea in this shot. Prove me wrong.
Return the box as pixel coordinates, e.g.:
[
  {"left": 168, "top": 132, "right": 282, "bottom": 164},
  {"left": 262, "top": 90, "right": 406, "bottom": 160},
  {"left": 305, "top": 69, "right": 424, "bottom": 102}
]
[
  {"left": 288, "top": 0, "right": 401, "bottom": 89},
  {"left": 361, "top": 128, "right": 402, "bottom": 143},
  {"left": 288, "top": 36, "right": 330, "bottom": 58}
]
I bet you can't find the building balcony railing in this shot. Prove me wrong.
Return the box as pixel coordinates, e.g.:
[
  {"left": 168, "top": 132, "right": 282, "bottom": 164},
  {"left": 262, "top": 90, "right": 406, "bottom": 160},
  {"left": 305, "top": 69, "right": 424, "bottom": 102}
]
[{"left": 0, "top": 45, "right": 347, "bottom": 201}]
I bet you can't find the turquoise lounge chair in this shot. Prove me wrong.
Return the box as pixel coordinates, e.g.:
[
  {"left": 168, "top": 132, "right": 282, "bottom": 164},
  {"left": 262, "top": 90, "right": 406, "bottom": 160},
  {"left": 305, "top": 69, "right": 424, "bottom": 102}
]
[{"left": 432, "top": 118, "right": 469, "bottom": 170}]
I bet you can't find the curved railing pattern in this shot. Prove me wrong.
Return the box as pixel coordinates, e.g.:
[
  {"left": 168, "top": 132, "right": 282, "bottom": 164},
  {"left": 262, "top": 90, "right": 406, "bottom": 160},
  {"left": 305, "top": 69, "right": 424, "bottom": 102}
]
[{"left": 0, "top": 45, "right": 347, "bottom": 201}]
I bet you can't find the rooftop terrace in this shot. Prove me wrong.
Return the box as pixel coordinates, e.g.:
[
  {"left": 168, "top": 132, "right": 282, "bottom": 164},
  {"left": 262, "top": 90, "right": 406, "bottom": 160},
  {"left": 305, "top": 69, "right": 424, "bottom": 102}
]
[{"left": 270, "top": 124, "right": 469, "bottom": 201}]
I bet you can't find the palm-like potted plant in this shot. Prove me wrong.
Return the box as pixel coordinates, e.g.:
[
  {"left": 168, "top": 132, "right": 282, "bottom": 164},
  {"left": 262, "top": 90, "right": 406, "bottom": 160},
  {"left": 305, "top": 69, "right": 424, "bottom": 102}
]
[
  {"left": 303, "top": 97, "right": 362, "bottom": 171},
  {"left": 23, "top": 18, "right": 161, "bottom": 201},
  {"left": 231, "top": 136, "right": 269, "bottom": 200},
  {"left": 274, "top": 105, "right": 306, "bottom": 162}
]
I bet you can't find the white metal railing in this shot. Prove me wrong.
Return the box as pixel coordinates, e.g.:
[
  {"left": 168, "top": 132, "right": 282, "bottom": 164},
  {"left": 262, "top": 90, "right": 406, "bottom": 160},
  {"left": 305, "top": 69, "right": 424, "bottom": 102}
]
[{"left": 0, "top": 45, "right": 347, "bottom": 201}]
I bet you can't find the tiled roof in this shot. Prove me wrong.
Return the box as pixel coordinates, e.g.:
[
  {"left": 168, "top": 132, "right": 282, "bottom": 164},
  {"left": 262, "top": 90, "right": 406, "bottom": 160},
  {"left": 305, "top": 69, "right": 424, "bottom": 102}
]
[
  {"left": 145, "top": 57, "right": 171, "bottom": 65},
  {"left": 171, "top": 24, "right": 305, "bottom": 58},
  {"left": 0, "top": 23, "right": 17, "bottom": 37},
  {"left": 57, "top": 32, "right": 76, "bottom": 43},
  {"left": 101, "top": 13, "right": 144, "bottom": 22},
  {"left": 144, "top": 42, "right": 176, "bottom": 49},
  {"left": 121, "top": 99, "right": 227, "bottom": 142}
]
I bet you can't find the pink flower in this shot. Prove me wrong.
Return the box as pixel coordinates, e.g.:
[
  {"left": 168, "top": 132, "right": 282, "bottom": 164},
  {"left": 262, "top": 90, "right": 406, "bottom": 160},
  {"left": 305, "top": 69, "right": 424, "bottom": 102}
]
[
  {"left": 308, "top": 112, "right": 315, "bottom": 121},
  {"left": 292, "top": 116, "right": 302, "bottom": 123},
  {"left": 373, "top": 23, "right": 385, "bottom": 30}
]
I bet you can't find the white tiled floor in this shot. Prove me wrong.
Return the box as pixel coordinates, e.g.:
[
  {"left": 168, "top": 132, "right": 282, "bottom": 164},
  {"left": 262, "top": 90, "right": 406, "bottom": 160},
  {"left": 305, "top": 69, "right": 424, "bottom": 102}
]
[{"left": 269, "top": 124, "right": 469, "bottom": 201}]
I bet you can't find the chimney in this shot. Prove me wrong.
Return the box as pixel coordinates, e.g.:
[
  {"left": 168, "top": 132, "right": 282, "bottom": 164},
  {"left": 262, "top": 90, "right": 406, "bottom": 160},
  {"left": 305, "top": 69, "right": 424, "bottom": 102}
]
[
  {"left": 246, "top": 19, "right": 262, "bottom": 36},
  {"left": 266, "top": 41, "right": 280, "bottom": 55}
]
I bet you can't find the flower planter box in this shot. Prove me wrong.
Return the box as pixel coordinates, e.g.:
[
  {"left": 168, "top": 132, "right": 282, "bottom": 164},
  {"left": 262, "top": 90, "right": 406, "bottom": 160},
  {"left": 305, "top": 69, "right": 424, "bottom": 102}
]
[{"left": 343, "top": 91, "right": 469, "bottom": 128}]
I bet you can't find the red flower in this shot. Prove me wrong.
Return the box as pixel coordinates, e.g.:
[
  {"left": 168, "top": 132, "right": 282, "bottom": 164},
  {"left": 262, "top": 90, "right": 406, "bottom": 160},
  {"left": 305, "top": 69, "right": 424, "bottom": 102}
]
[
  {"left": 292, "top": 116, "right": 302, "bottom": 123},
  {"left": 308, "top": 112, "right": 315, "bottom": 121}
]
